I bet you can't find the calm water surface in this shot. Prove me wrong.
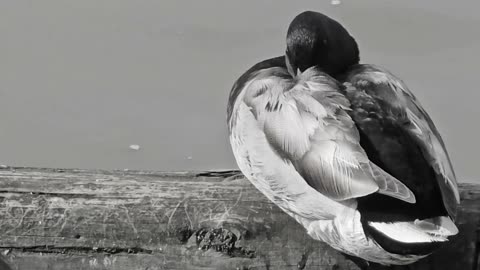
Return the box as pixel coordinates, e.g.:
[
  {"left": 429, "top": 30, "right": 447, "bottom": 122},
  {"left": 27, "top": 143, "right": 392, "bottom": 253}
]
[{"left": 0, "top": 1, "right": 479, "bottom": 182}]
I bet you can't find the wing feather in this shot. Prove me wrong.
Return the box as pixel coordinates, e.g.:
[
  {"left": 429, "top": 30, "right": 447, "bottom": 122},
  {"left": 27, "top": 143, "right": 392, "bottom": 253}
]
[
  {"left": 344, "top": 64, "right": 459, "bottom": 217},
  {"left": 239, "top": 66, "right": 416, "bottom": 203},
  {"left": 263, "top": 97, "right": 311, "bottom": 159},
  {"left": 368, "top": 162, "right": 416, "bottom": 203}
]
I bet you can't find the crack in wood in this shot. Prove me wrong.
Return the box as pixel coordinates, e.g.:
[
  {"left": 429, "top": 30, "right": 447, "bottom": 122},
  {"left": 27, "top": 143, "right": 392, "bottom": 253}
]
[
  {"left": 0, "top": 167, "right": 477, "bottom": 270},
  {"left": 0, "top": 245, "right": 154, "bottom": 255},
  {"left": 195, "top": 170, "right": 241, "bottom": 178},
  {"left": 0, "top": 190, "right": 96, "bottom": 199},
  {"left": 297, "top": 247, "right": 313, "bottom": 270}
]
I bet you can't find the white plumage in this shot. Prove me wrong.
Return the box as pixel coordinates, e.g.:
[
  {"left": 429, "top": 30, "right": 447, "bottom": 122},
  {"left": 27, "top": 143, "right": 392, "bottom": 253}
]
[
  {"left": 228, "top": 65, "right": 458, "bottom": 265},
  {"left": 227, "top": 11, "right": 459, "bottom": 266}
]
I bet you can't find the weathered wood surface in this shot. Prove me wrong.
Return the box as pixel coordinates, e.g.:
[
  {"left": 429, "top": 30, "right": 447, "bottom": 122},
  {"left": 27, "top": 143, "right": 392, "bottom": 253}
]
[{"left": 0, "top": 167, "right": 478, "bottom": 270}]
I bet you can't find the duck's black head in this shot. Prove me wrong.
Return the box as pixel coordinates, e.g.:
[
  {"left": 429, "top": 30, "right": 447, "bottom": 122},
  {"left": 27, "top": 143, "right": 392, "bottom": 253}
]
[{"left": 286, "top": 11, "right": 360, "bottom": 77}]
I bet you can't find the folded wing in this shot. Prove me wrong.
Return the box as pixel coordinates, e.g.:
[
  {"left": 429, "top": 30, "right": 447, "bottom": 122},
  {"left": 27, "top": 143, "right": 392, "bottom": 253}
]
[
  {"left": 343, "top": 64, "right": 459, "bottom": 218},
  {"left": 241, "top": 66, "right": 415, "bottom": 203}
]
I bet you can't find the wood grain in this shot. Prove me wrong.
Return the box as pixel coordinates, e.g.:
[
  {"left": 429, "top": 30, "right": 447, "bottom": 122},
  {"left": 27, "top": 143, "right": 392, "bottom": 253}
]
[{"left": 0, "top": 167, "right": 477, "bottom": 270}]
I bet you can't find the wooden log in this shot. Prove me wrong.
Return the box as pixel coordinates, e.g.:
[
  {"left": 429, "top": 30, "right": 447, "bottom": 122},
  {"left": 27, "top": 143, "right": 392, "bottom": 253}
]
[{"left": 0, "top": 167, "right": 477, "bottom": 270}]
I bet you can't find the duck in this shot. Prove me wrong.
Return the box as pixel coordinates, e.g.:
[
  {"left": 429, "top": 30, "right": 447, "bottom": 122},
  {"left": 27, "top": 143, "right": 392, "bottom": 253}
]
[{"left": 227, "top": 11, "right": 459, "bottom": 266}]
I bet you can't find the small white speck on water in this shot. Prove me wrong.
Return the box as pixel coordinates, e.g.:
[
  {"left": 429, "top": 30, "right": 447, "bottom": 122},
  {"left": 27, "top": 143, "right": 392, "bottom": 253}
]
[
  {"left": 186, "top": 156, "right": 193, "bottom": 160},
  {"left": 331, "top": 0, "right": 341, "bottom": 5},
  {"left": 129, "top": 144, "right": 141, "bottom": 151}
]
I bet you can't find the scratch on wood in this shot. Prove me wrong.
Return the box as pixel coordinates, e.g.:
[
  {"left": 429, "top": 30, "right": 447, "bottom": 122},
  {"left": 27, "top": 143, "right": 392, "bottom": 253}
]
[
  {"left": 0, "top": 168, "right": 477, "bottom": 270},
  {"left": 5, "top": 207, "right": 30, "bottom": 235},
  {"left": 297, "top": 247, "right": 313, "bottom": 270},
  {"left": 58, "top": 208, "right": 70, "bottom": 235},
  {"left": 103, "top": 256, "right": 113, "bottom": 267},
  {"left": 39, "top": 199, "right": 47, "bottom": 237},
  {"left": 71, "top": 215, "right": 96, "bottom": 232},
  {"left": 149, "top": 198, "right": 162, "bottom": 226},
  {"left": 214, "top": 190, "right": 243, "bottom": 227},
  {"left": 89, "top": 258, "right": 98, "bottom": 267},
  {"left": 103, "top": 209, "right": 109, "bottom": 238},
  {"left": 183, "top": 202, "right": 193, "bottom": 229},
  {"left": 167, "top": 197, "right": 187, "bottom": 229},
  {"left": 150, "top": 209, "right": 162, "bottom": 227},
  {"left": 121, "top": 205, "right": 138, "bottom": 238}
]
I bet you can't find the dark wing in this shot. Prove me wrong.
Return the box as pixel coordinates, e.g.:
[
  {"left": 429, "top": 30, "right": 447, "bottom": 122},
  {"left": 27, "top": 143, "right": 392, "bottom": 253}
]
[{"left": 343, "top": 64, "right": 459, "bottom": 218}]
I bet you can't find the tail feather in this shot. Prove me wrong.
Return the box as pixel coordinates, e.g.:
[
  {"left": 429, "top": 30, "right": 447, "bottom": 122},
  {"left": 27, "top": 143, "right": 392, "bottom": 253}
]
[{"left": 368, "top": 216, "right": 458, "bottom": 244}]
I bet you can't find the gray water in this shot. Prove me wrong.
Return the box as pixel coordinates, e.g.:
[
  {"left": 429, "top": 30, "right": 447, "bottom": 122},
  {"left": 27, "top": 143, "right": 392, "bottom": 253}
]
[{"left": 1, "top": 1, "right": 479, "bottom": 182}]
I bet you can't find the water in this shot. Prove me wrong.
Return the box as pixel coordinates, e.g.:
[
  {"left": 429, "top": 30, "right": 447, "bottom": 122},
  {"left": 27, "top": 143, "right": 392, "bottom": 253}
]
[{"left": 0, "top": 1, "right": 479, "bottom": 182}]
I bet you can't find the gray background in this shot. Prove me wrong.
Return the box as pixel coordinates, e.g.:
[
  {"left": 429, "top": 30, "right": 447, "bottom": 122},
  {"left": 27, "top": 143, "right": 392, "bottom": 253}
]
[{"left": 0, "top": 1, "right": 478, "bottom": 182}]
